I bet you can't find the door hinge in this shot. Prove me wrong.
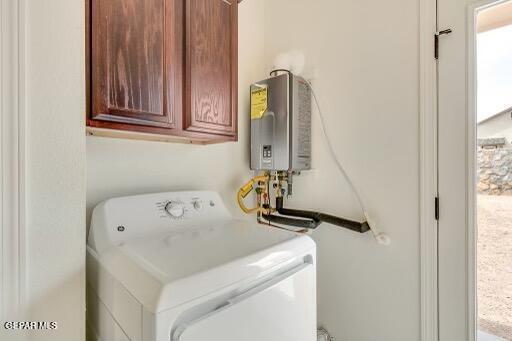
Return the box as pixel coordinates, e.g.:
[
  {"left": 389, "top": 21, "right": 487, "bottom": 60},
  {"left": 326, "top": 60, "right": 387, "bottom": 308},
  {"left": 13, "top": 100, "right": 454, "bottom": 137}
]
[
  {"left": 435, "top": 196, "right": 440, "bottom": 220},
  {"left": 434, "top": 29, "right": 453, "bottom": 59}
]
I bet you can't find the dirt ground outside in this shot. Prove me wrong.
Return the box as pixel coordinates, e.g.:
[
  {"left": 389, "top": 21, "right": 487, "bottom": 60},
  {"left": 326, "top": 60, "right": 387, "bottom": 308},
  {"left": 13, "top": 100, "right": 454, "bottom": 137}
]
[{"left": 478, "top": 195, "right": 512, "bottom": 340}]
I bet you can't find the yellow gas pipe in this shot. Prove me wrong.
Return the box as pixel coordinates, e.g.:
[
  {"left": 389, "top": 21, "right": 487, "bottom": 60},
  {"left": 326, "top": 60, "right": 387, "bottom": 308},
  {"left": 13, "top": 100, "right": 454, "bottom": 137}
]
[{"left": 237, "top": 174, "right": 271, "bottom": 214}]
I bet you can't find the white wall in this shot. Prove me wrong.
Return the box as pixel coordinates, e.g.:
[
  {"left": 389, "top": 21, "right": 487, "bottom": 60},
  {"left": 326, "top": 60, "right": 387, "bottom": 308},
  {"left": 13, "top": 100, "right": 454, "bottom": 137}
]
[
  {"left": 4, "top": 0, "right": 87, "bottom": 340},
  {"left": 263, "top": 1, "right": 421, "bottom": 340},
  {"left": 86, "top": 2, "right": 265, "bottom": 222}
]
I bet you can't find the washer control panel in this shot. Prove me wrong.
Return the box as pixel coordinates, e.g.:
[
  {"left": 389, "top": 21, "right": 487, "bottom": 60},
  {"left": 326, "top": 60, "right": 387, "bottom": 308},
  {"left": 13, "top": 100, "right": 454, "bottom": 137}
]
[
  {"left": 89, "top": 191, "right": 231, "bottom": 254},
  {"left": 155, "top": 194, "right": 219, "bottom": 221}
]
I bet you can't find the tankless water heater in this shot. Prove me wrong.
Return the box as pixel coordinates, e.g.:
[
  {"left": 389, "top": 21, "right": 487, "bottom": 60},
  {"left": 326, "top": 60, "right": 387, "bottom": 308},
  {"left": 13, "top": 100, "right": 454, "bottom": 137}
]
[{"left": 250, "top": 73, "right": 312, "bottom": 171}]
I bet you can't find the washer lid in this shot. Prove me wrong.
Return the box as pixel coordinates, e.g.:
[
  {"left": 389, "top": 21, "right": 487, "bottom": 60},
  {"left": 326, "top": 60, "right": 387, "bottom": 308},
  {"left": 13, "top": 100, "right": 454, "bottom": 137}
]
[{"left": 89, "top": 220, "right": 315, "bottom": 313}]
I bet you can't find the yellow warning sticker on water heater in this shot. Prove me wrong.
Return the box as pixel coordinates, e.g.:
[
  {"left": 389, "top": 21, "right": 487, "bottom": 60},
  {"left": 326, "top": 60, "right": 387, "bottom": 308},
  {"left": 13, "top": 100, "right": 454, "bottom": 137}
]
[{"left": 250, "top": 86, "right": 268, "bottom": 120}]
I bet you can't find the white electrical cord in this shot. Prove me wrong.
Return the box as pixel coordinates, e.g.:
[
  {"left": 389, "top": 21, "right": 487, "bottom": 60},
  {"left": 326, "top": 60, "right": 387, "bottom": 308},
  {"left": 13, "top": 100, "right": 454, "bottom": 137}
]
[{"left": 305, "top": 80, "right": 391, "bottom": 246}]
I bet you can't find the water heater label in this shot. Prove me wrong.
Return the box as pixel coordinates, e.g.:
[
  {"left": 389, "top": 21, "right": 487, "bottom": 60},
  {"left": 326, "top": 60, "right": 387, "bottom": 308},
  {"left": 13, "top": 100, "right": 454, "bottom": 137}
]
[{"left": 250, "top": 86, "right": 268, "bottom": 120}]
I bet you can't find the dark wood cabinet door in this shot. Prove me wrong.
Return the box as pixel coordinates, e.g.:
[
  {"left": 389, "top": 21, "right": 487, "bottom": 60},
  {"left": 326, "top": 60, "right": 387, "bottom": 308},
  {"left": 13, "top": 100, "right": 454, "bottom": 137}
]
[
  {"left": 91, "top": 0, "right": 183, "bottom": 128},
  {"left": 184, "top": 0, "right": 238, "bottom": 137}
]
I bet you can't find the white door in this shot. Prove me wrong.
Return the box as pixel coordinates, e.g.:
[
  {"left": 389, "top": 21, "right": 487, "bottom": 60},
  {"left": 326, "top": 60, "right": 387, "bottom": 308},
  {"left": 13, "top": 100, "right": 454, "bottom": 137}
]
[
  {"left": 437, "top": 0, "right": 486, "bottom": 340},
  {"left": 172, "top": 264, "right": 316, "bottom": 341}
]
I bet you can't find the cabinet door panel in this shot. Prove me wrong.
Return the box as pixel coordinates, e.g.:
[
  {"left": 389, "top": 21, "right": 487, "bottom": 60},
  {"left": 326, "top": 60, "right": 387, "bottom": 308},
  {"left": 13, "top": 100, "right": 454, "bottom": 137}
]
[
  {"left": 92, "top": 0, "right": 177, "bottom": 128},
  {"left": 185, "top": 0, "right": 237, "bottom": 136}
]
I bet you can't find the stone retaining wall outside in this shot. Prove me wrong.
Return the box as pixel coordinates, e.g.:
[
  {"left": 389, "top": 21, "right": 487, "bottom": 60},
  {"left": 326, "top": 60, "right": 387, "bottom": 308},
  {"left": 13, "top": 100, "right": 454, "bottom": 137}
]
[{"left": 478, "top": 147, "right": 512, "bottom": 195}]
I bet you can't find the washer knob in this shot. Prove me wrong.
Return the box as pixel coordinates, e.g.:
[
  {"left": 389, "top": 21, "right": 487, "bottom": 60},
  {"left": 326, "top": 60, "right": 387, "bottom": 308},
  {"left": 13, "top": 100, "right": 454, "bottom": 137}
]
[
  {"left": 193, "top": 200, "right": 203, "bottom": 211},
  {"left": 165, "top": 202, "right": 185, "bottom": 219}
]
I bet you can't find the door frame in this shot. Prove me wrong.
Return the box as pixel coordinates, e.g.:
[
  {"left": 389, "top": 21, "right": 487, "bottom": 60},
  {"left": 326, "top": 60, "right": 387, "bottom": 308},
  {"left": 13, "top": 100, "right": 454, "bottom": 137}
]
[
  {"left": 420, "top": 0, "right": 507, "bottom": 340},
  {"left": 419, "top": 1, "right": 440, "bottom": 340},
  {"left": 0, "top": 0, "right": 26, "bottom": 319}
]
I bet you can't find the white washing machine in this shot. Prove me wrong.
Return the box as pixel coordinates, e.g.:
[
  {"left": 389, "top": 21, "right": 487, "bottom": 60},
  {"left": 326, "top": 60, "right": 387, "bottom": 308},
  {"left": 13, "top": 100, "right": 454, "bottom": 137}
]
[{"left": 86, "top": 191, "right": 316, "bottom": 341}]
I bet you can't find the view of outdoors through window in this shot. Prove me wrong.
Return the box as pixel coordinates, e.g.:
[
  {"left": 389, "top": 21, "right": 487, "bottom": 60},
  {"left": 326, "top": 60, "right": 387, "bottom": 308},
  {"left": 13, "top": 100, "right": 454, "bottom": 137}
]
[{"left": 476, "top": 3, "right": 512, "bottom": 340}]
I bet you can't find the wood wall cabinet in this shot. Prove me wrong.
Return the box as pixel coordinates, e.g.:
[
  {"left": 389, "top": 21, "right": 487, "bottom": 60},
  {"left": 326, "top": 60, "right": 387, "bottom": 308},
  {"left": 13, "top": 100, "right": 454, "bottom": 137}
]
[{"left": 86, "top": 0, "right": 238, "bottom": 144}]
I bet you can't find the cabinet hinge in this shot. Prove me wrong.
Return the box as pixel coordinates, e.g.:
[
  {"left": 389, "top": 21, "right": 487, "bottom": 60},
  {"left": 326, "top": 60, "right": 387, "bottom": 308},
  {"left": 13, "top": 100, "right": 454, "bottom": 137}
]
[
  {"left": 435, "top": 196, "right": 439, "bottom": 220},
  {"left": 434, "top": 29, "right": 453, "bottom": 59}
]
